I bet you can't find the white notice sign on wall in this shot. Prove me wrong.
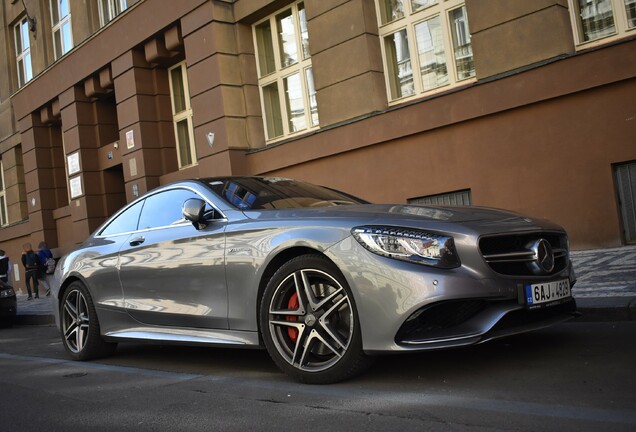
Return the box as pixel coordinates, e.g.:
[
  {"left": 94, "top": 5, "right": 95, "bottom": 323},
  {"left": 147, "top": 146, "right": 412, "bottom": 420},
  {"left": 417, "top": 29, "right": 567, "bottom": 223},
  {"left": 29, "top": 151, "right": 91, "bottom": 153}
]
[
  {"left": 69, "top": 176, "right": 83, "bottom": 199},
  {"left": 67, "top": 152, "right": 80, "bottom": 175}
]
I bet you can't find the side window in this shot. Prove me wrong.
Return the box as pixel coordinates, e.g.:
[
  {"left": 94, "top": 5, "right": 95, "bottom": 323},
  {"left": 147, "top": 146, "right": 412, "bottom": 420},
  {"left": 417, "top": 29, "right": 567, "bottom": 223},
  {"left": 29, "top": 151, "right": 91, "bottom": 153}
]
[
  {"left": 100, "top": 200, "right": 144, "bottom": 236},
  {"left": 137, "top": 189, "right": 209, "bottom": 230}
]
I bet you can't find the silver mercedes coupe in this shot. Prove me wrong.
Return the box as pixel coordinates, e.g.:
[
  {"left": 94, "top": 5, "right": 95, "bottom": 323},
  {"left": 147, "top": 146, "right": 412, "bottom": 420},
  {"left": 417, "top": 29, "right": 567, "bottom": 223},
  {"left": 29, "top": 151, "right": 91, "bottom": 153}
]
[{"left": 52, "top": 177, "right": 578, "bottom": 383}]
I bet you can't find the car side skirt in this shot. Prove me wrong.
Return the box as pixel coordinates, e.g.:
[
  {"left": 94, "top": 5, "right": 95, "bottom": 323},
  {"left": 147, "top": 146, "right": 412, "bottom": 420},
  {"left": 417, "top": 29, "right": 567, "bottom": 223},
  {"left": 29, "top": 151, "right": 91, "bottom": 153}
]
[{"left": 102, "top": 327, "right": 262, "bottom": 348}]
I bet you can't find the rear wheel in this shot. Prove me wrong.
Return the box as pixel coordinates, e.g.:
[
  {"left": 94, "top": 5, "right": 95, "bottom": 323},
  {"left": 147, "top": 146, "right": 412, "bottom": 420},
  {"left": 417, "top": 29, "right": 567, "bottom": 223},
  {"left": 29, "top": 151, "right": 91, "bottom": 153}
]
[
  {"left": 61, "top": 281, "right": 116, "bottom": 360},
  {"left": 260, "top": 254, "right": 372, "bottom": 384}
]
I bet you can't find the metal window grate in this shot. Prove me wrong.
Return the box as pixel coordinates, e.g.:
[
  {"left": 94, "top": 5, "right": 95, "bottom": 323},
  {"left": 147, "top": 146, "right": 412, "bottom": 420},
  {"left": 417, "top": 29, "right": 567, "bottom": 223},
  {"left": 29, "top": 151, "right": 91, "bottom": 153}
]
[
  {"left": 615, "top": 162, "right": 636, "bottom": 243},
  {"left": 408, "top": 189, "right": 472, "bottom": 206}
]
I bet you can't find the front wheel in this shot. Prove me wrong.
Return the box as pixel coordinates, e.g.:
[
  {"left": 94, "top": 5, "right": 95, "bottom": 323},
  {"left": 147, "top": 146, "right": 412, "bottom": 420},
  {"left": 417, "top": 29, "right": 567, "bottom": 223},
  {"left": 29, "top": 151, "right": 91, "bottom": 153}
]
[
  {"left": 61, "top": 281, "right": 116, "bottom": 360},
  {"left": 260, "top": 254, "right": 372, "bottom": 384}
]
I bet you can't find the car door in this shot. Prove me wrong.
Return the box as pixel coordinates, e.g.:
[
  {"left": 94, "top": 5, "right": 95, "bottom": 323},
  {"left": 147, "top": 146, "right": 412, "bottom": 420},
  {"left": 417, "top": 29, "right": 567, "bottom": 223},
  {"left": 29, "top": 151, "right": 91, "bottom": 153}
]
[
  {"left": 118, "top": 187, "right": 228, "bottom": 329},
  {"left": 82, "top": 199, "right": 145, "bottom": 312}
]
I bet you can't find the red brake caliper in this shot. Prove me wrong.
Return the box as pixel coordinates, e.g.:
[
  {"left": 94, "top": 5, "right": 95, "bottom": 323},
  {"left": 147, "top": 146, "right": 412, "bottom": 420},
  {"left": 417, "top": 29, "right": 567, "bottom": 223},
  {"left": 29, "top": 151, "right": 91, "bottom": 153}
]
[{"left": 286, "top": 293, "right": 299, "bottom": 342}]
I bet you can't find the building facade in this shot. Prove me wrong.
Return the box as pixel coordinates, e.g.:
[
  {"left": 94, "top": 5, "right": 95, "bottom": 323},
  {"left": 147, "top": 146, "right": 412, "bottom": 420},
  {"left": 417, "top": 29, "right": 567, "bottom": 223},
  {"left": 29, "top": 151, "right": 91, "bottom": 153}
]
[{"left": 0, "top": 0, "right": 635, "bottom": 289}]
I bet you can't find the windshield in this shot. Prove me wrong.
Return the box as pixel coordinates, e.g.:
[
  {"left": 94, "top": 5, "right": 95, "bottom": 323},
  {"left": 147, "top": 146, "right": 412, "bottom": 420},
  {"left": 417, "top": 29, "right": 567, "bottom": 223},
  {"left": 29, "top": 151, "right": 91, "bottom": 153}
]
[{"left": 204, "top": 177, "right": 367, "bottom": 210}]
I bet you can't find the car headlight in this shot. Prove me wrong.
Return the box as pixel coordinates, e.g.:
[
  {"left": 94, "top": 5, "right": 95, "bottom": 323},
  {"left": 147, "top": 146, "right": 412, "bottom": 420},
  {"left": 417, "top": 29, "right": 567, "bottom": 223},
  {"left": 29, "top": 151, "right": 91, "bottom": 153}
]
[
  {"left": 352, "top": 226, "right": 460, "bottom": 268},
  {"left": 0, "top": 287, "right": 15, "bottom": 298}
]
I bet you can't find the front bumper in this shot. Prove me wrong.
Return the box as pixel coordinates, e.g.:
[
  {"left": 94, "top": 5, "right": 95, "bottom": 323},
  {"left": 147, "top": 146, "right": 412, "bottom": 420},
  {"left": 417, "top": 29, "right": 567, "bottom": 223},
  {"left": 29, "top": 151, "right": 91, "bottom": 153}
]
[{"left": 327, "top": 236, "right": 577, "bottom": 353}]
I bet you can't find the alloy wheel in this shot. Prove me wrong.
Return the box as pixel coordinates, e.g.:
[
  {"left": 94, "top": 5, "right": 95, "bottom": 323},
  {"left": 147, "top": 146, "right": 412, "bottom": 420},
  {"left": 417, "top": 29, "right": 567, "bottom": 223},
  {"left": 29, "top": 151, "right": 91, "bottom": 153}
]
[
  {"left": 267, "top": 268, "right": 354, "bottom": 373},
  {"left": 62, "top": 289, "right": 90, "bottom": 354}
]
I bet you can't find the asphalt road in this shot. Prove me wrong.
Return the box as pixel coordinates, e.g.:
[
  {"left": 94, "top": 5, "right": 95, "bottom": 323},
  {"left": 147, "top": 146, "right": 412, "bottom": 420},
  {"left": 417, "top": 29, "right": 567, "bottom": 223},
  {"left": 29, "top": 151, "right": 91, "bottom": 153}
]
[{"left": 1, "top": 322, "right": 635, "bottom": 431}]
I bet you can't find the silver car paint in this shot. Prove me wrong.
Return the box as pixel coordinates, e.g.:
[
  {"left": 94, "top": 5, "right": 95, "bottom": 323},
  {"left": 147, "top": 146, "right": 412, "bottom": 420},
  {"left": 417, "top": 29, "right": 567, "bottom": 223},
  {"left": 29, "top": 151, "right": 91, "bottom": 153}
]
[{"left": 52, "top": 182, "right": 576, "bottom": 353}]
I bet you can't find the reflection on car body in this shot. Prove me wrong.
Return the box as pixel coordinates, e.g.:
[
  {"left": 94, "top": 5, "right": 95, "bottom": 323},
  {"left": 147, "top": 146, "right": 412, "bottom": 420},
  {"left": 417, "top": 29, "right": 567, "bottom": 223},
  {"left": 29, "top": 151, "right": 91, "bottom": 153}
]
[{"left": 52, "top": 177, "right": 578, "bottom": 383}]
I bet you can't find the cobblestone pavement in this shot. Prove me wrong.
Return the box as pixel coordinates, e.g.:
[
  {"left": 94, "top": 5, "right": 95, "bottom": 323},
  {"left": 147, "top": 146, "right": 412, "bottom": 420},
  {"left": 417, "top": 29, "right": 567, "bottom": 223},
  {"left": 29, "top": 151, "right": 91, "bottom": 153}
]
[{"left": 570, "top": 245, "right": 636, "bottom": 298}]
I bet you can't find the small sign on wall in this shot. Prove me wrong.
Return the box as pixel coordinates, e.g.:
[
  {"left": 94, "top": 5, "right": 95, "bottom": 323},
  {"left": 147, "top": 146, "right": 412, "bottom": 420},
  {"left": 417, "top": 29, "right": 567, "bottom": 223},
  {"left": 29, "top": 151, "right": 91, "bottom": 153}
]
[
  {"left": 69, "top": 176, "right": 83, "bottom": 199},
  {"left": 129, "top": 157, "right": 137, "bottom": 177},
  {"left": 126, "top": 130, "right": 135, "bottom": 149},
  {"left": 67, "top": 152, "right": 80, "bottom": 175}
]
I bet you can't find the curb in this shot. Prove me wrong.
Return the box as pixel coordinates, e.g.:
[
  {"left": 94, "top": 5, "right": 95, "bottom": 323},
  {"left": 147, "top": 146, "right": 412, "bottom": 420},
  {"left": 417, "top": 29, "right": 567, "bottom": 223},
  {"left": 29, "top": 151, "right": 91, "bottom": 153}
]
[{"left": 575, "top": 297, "right": 636, "bottom": 322}]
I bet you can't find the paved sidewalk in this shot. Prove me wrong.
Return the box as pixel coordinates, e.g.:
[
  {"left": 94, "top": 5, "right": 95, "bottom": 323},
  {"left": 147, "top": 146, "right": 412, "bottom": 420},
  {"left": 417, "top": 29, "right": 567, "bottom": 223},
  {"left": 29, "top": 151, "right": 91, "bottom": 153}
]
[
  {"left": 11, "top": 245, "right": 636, "bottom": 325},
  {"left": 569, "top": 245, "right": 636, "bottom": 321},
  {"left": 570, "top": 245, "right": 636, "bottom": 297},
  {"left": 13, "top": 293, "right": 55, "bottom": 325}
]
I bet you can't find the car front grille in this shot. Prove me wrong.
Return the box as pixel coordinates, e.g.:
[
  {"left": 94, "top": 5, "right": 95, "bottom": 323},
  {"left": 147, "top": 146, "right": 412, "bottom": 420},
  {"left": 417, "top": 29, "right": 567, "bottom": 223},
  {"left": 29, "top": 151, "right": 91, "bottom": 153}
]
[{"left": 479, "top": 231, "right": 569, "bottom": 277}]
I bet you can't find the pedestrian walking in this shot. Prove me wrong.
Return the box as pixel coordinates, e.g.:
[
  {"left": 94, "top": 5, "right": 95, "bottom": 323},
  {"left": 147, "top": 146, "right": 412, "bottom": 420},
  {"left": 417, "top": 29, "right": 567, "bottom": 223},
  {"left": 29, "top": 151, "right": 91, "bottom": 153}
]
[
  {"left": 0, "top": 249, "right": 11, "bottom": 284},
  {"left": 21, "top": 243, "right": 39, "bottom": 300},
  {"left": 37, "top": 241, "right": 54, "bottom": 296}
]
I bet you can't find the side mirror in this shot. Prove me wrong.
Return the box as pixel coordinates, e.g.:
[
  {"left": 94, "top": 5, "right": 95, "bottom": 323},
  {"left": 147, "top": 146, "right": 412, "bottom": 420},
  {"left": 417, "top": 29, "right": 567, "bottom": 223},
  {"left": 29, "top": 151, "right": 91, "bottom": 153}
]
[{"left": 182, "top": 198, "right": 208, "bottom": 230}]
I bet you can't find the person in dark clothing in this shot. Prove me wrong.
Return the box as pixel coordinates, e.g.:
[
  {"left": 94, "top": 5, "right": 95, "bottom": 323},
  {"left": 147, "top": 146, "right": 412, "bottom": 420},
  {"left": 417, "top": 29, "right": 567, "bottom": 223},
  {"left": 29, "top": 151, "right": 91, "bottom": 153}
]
[
  {"left": 21, "top": 243, "right": 39, "bottom": 300},
  {"left": 0, "top": 250, "right": 11, "bottom": 283},
  {"left": 37, "top": 242, "right": 54, "bottom": 296}
]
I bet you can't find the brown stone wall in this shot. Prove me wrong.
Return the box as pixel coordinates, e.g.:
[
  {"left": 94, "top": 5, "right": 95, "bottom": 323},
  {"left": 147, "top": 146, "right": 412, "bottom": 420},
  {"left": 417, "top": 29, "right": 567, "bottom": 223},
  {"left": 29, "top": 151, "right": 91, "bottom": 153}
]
[
  {"left": 3, "top": 144, "right": 27, "bottom": 224},
  {"left": 113, "top": 49, "right": 173, "bottom": 200},
  {"left": 178, "top": 0, "right": 251, "bottom": 178},
  {"left": 307, "top": 0, "right": 387, "bottom": 126},
  {"left": 17, "top": 113, "right": 57, "bottom": 246},
  {"left": 467, "top": 0, "right": 575, "bottom": 79}
]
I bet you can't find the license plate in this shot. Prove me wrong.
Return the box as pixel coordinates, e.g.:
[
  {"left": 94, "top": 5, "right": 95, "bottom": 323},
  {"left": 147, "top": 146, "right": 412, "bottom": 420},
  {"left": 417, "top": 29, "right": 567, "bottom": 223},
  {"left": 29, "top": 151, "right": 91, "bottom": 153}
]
[{"left": 524, "top": 279, "right": 571, "bottom": 307}]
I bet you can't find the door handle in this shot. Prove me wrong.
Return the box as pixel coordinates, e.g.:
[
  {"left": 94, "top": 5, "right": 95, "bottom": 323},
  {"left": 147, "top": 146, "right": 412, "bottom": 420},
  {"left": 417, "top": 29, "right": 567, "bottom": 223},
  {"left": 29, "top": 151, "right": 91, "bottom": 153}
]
[{"left": 129, "top": 236, "right": 145, "bottom": 246}]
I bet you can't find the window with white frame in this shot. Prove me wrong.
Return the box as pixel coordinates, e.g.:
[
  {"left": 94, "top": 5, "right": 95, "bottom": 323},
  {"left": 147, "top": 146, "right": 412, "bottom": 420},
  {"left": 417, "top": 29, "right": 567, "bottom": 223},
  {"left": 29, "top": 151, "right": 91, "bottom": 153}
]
[
  {"left": 99, "top": 0, "right": 127, "bottom": 27},
  {"left": 0, "top": 160, "right": 8, "bottom": 226},
  {"left": 14, "top": 18, "right": 33, "bottom": 87},
  {"left": 569, "top": 0, "right": 636, "bottom": 46},
  {"left": 51, "top": 0, "right": 73, "bottom": 60},
  {"left": 376, "top": 0, "right": 475, "bottom": 102},
  {"left": 168, "top": 62, "right": 197, "bottom": 169},
  {"left": 253, "top": 1, "right": 319, "bottom": 142}
]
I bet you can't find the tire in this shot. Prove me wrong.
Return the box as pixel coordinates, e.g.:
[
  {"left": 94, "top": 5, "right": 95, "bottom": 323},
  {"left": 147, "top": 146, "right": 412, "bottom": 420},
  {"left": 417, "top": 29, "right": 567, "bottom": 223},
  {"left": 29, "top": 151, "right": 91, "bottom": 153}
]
[
  {"left": 260, "top": 254, "right": 373, "bottom": 384},
  {"left": 60, "top": 281, "right": 117, "bottom": 360}
]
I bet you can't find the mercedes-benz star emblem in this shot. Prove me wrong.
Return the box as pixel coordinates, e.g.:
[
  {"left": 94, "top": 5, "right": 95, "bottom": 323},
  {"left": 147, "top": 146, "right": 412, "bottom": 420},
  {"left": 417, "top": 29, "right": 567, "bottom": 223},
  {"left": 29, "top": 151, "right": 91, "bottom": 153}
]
[{"left": 532, "top": 239, "right": 555, "bottom": 273}]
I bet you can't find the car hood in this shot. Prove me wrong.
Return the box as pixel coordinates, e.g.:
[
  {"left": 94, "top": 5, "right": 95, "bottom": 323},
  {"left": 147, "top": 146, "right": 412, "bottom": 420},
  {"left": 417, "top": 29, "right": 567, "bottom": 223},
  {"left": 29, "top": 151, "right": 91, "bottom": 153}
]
[{"left": 242, "top": 204, "right": 563, "bottom": 233}]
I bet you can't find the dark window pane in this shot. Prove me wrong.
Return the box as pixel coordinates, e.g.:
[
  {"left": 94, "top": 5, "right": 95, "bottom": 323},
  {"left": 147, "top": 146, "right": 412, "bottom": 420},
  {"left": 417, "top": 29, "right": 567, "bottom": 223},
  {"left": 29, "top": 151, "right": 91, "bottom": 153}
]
[
  {"left": 176, "top": 119, "right": 193, "bottom": 167},
  {"left": 170, "top": 66, "right": 187, "bottom": 113},
  {"left": 255, "top": 19, "right": 276, "bottom": 75},
  {"left": 100, "top": 200, "right": 144, "bottom": 236},
  {"left": 138, "top": 189, "right": 204, "bottom": 230}
]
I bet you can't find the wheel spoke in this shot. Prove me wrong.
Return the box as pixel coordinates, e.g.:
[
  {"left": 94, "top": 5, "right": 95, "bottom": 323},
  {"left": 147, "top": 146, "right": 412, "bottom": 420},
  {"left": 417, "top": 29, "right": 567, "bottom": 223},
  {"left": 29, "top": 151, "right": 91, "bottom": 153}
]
[
  {"left": 64, "top": 323, "right": 78, "bottom": 345},
  {"left": 269, "top": 308, "right": 304, "bottom": 316},
  {"left": 290, "top": 325, "right": 310, "bottom": 367},
  {"left": 269, "top": 273, "right": 306, "bottom": 316},
  {"left": 302, "top": 329, "right": 341, "bottom": 363},
  {"left": 77, "top": 323, "right": 89, "bottom": 351},
  {"left": 318, "top": 295, "right": 350, "bottom": 349},
  {"left": 298, "top": 270, "right": 319, "bottom": 312},
  {"left": 313, "top": 286, "right": 344, "bottom": 312},
  {"left": 64, "top": 321, "right": 77, "bottom": 337},
  {"left": 64, "top": 298, "right": 78, "bottom": 321},
  {"left": 269, "top": 319, "right": 304, "bottom": 330}
]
